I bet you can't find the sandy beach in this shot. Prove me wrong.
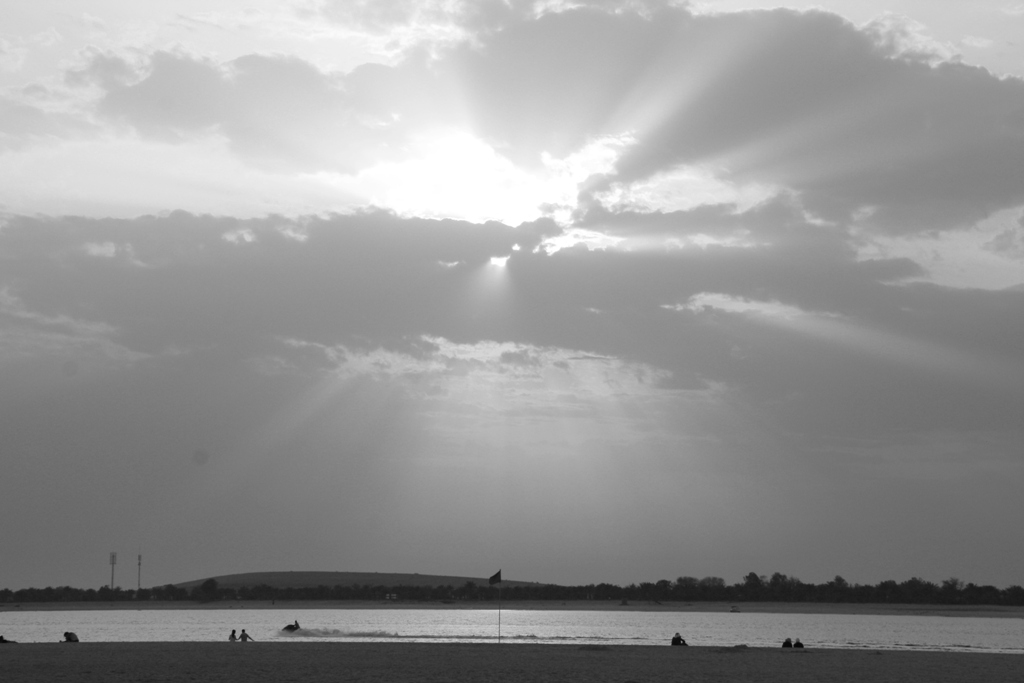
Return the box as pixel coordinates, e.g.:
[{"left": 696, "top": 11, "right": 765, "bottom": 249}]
[
  {"left": 3, "top": 600, "right": 1022, "bottom": 619},
  {"left": 0, "top": 642, "right": 1019, "bottom": 683}
]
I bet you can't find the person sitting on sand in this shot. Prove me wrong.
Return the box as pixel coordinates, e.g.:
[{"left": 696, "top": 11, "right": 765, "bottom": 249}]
[
  {"left": 240, "top": 629, "right": 254, "bottom": 642},
  {"left": 63, "top": 632, "right": 79, "bottom": 643},
  {"left": 229, "top": 629, "right": 237, "bottom": 642},
  {"left": 782, "top": 637, "right": 792, "bottom": 648},
  {"left": 671, "top": 633, "right": 687, "bottom": 646},
  {"left": 794, "top": 638, "right": 804, "bottom": 648}
]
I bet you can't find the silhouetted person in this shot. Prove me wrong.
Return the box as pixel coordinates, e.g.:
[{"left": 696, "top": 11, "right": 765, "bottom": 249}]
[
  {"left": 794, "top": 638, "right": 804, "bottom": 648},
  {"left": 671, "top": 632, "right": 687, "bottom": 646},
  {"left": 283, "top": 620, "right": 300, "bottom": 632},
  {"left": 229, "top": 629, "right": 237, "bottom": 642},
  {"left": 240, "top": 629, "right": 254, "bottom": 642},
  {"left": 782, "top": 637, "right": 792, "bottom": 648},
  {"left": 63, "top": 632, "right": 79, "bottom": 643}
]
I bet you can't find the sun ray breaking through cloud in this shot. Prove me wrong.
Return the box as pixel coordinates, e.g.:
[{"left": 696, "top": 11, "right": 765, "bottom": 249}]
[{"left": 1, "top": 0, "right": 1023, "bottom": 591}]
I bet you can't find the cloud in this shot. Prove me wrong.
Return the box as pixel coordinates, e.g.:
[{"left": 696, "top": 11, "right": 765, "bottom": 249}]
[
  {"left": 307, "top": 0, "right": 672, "bottom": 39},
  {"left": 1, "top": 205, "right": 1021, "bottom": 588},
  {"left": 0, "top": 211, "right": 549, "bottom": 354},
  {"left": 0, "top": 83, "right": 102, "bottom": 153},
  {"left": 5, "top": 4, "right": 1020, "bottom": 236},
  {"left": 0, "top": 37, "right": 30, "bottom": 72},
  {"left": 2, "top": 207, "right": 1020, "bottom": 436},
  {"left": 2, "top": 1, "right": 1024, "bottom": 590},
  {"left": 424, "top": 6, "right": 1024, "bottom": 233},
  {"left": 984, "top": 210, "right": 1024, "bottom": 258},
  {"left": 310, "top": 0, "right": 514, "bottom": 36},
  {"left": 862, "top": 12, "right": 959, "bottom": 64},
  {"left": 0, "top": 28, "right": 61, "bottom": 72},
  {"left": 73, "top": 48, "right": 460, "bottom": 175},
  {"left": 90, "top": 51, "right": 375, "bottom": 171},
  {"left": 0, "top": 97, "right": 60, "bottom": 150}
]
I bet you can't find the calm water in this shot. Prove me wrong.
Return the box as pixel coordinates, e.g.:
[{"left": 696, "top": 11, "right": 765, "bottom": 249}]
[{"left": 2, "top": 608, "right": 1021, "bottom": 653}]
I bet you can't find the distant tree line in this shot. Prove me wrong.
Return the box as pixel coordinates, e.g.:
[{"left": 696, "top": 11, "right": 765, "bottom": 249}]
[{"left": 2, "top": 573, "right": 1022, "bottom": 606}]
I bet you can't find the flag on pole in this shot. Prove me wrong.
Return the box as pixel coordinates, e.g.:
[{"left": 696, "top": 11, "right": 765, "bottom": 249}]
[{"left": 491, "top": 570, "right": 504, "bottom": 644}]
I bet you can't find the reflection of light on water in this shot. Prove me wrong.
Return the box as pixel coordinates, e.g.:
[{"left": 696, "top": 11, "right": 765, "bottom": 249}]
[
  {"left": 280, "top": 627, "right": 383, "bottom": 638},
  {"left": 2, "top": 609, "right": 1021, "bottom": 652}
]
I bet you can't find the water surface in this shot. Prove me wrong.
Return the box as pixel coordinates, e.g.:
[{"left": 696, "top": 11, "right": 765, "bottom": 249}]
[{"left": 2, "top": 608, "right": 1021, "bottom": 653}]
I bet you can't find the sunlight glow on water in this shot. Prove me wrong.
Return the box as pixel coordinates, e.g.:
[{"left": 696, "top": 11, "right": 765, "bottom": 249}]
[{"left": 2, "top": 609, "right": 1021, "bottom": 653}]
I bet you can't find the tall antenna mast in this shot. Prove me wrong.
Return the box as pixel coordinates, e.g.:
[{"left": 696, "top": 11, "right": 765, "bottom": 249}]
[
  {"left": 137, "top": 551, "right": 142, "bottom": 591},
  {"left": 109, "top": 552, "right": 117, "bottom": 590}
]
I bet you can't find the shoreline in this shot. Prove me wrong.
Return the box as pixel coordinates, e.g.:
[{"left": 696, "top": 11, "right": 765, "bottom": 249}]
[
  {"left": 0, "top": 643, "right": 1019, "bottom": 683},
  {"left": 2, "top": 599, "right": 1022, "bottom": 618}
]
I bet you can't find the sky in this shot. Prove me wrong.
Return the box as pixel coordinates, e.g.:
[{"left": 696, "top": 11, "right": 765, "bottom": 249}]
[{"left": 1, "top": 0, "right": 1022, "bottom": 592}]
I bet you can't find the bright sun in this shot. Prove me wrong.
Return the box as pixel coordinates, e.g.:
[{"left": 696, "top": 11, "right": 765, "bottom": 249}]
[{"left": 346, "top": 130, "right": 547, "bottom": 225}]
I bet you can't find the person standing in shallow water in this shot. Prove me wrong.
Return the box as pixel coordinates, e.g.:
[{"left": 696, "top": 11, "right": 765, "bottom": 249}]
[
  {"left": 229, "top": 630, "right": 237, "bottom": 642},
  {"left": 240, "top": 629, "right": 254, "bottom": 642}
]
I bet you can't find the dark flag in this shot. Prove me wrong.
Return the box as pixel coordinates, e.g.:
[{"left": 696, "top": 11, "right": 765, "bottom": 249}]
[{"left": 489, "top": 570, "right": 502, "bottom": 585}]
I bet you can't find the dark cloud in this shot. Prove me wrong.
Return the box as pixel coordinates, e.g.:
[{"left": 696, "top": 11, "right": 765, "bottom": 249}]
[
  {"left": 984, "top": 213, "right": 1024, "bottom": 258},
  {"left": 2, "top": 207, "right": 1020, "bottom": 438},
  {"left": 0, "top": 211, "right": 551, "bottom": 354},
  {"left": 440, "top": 6, "right": 1024, "bottom": 233},
  {"left": 1, "top": 206, "right": 1022, "bottom": 588}
]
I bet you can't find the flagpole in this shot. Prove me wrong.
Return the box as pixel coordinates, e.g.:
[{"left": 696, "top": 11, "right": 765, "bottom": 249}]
[{"left": 489, "top": 569, "right": 502, "bottom": 644}]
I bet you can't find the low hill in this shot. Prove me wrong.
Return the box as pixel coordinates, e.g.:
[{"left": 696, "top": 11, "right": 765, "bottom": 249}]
[{"left": 176, "top": 571, "right": 544, "bottom": 590}]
